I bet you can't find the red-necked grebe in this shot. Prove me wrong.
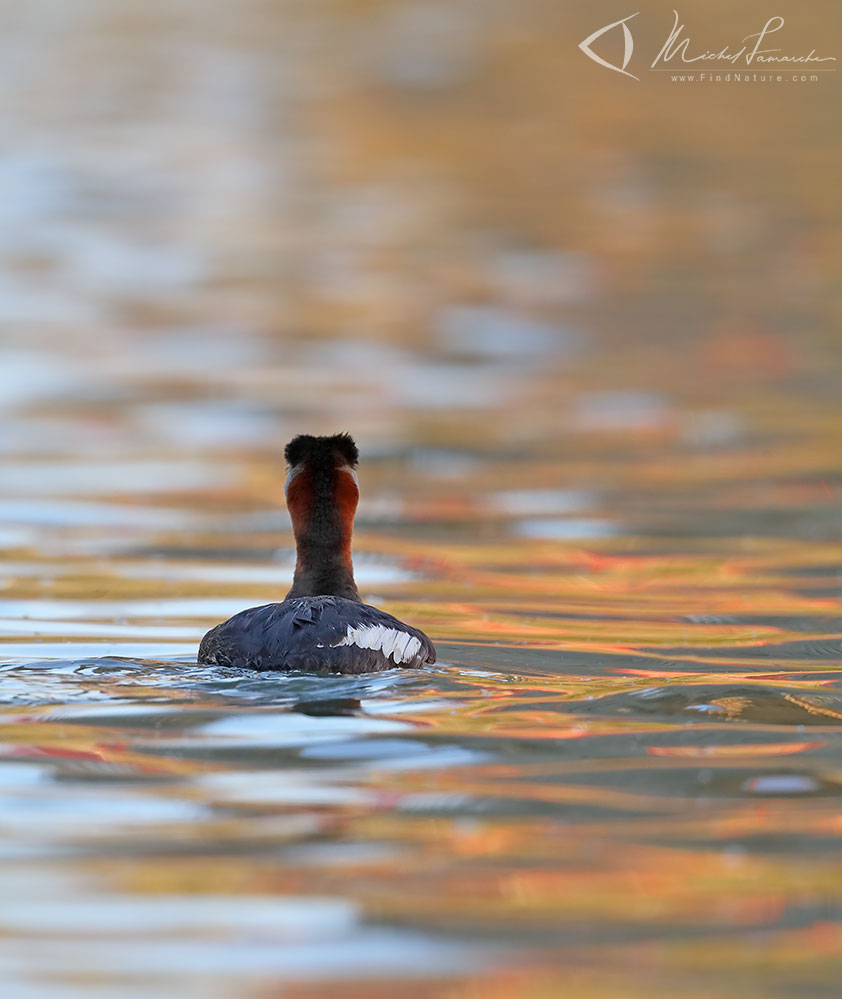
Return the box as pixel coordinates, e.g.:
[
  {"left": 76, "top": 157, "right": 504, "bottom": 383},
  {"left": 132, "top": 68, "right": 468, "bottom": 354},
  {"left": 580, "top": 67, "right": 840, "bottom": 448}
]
[{"left": 198, "top": 433, "right": 436, "bottom": 673}]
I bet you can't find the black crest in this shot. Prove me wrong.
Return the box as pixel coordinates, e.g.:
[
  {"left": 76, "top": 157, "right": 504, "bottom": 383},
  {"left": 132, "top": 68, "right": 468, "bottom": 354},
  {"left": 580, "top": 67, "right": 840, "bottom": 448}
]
[{"left": 284, "top": 433, "right": 359, "bottom": 470}]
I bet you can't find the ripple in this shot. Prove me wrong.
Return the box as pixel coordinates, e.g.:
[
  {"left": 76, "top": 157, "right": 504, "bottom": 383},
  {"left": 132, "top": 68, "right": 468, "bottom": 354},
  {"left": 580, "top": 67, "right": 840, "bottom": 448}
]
[
  {"left": 513, "top": 517, "right": 619, "bottom": 540},
  {"left": 2, "top": 894, "right": 357, "bottom": 935},
  {"left": 743, "top": 775, "right": 821, "bottom": 794},
  {"left": 571, "top": 684, "right": 842, "bottom": 726},
  {"left": 651, "top": 637, "right": 842, "bottom": 661}
]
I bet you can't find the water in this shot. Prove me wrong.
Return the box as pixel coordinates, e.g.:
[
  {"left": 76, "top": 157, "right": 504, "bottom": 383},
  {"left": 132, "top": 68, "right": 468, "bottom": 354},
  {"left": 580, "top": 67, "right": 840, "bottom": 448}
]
[
  {"left": 4, "top": 506, "right": 842, "bottom": 999},
  {"left": 1, "top": 1, "right": 842, "bottom": 996}
]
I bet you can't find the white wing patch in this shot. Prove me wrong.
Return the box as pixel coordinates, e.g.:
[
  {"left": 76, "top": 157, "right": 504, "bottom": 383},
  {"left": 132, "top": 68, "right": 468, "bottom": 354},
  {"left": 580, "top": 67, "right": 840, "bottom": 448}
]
[{"left": 332, "top": 624, "right": 423, "bottom": 664}]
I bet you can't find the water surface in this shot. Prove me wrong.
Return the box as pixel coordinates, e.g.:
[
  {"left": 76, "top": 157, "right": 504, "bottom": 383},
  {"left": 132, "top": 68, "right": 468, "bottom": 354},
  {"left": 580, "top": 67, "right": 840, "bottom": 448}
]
[{"left": 1, "top": 1, "right": 842, "bottom": 997}]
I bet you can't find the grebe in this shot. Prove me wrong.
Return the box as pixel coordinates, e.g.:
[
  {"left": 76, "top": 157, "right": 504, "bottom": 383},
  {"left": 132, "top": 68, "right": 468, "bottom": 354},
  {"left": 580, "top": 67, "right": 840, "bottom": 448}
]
[{"left": 198, "top": 433, "right": 436, "bottom": 673}]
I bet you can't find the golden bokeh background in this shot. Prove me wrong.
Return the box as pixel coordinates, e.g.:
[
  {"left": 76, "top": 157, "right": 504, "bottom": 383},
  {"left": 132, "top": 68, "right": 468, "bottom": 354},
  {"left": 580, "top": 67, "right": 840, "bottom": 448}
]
[{"left": 0, "top": 1, "right": 841, "bottom": 996}]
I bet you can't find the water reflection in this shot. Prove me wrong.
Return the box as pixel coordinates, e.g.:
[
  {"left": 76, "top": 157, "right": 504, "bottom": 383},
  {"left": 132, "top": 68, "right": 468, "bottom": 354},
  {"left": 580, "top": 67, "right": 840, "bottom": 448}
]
[{"left": 0, "top": 0, "right": 841, "bottom": 995}]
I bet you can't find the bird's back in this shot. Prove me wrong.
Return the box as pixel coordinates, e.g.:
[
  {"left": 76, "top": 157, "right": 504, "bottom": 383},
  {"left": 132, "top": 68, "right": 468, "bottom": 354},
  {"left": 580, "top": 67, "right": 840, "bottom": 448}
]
[{"left": 198, "top": 595, "right": 436, "bottom": 673}]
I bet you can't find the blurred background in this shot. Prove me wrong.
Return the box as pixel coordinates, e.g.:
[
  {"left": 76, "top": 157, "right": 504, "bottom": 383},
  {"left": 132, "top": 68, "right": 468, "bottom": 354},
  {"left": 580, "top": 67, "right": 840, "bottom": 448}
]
[{"left": 1, "top": 0, "right": 841, "bottom": 997}]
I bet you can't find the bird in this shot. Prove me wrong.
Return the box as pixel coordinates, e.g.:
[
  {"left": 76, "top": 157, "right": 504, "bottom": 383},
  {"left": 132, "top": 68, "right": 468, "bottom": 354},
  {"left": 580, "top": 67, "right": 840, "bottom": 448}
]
[{"left": 198, "top": 433, "right": 436, "bottom": 673}]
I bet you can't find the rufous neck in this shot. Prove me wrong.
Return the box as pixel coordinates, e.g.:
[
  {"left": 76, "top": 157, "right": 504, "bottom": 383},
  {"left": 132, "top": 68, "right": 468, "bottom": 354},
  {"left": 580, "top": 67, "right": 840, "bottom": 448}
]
[{"left": 285, "top": 464, "right": 360, "bottom": 601}]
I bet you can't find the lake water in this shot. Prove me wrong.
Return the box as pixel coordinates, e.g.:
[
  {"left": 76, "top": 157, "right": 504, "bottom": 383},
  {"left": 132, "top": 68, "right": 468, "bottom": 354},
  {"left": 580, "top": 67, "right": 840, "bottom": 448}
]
[{"left": 1, "top": 1, "right": 841, "bottom": 997}]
